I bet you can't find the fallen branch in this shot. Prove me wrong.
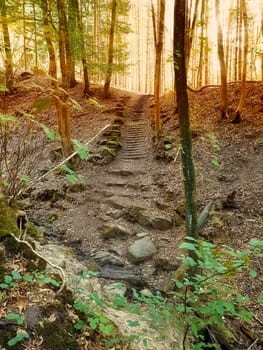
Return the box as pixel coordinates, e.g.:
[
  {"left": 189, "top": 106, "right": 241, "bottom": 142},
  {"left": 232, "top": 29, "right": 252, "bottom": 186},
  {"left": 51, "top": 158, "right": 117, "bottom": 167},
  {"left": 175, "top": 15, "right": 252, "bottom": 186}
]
[
  {"left": 9, "top": 233, "right": 66, "bottom": 294},
  {"left": 32, "top": 122, "right": 111, "bottom": 185},
  {"left": 14, "top": 123, "right": 111, "bottom": 200}
]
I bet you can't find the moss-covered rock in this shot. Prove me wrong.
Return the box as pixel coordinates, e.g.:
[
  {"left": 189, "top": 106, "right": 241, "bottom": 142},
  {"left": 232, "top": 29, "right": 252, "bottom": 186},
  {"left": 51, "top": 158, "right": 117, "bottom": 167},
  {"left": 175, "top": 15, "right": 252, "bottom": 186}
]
[{"left": 0, "top": 202, "right": 20, "bottom": 238}]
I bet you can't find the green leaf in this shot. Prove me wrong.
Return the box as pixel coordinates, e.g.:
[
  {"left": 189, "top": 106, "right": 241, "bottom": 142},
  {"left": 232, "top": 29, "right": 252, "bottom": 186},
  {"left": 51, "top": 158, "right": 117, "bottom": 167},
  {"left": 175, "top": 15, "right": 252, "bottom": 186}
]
[
  {"left": 112, "top": 294, "right": 127, "bottom": 309},
  {"left": 257, "top": 293, "right": 263, "bottom": 305},
  {"left": 23, "top": 274, "right": 33, "bottom": 283},
  {"left": 4, "top": 275, "right": 12, "bottom": 284},
  {"left": 41, "top": 124, "right": 57, "bottom": 140},
  {"left": 61, "top": 164, "right": 74, "bottom": 174},
  {"left": 74, "top": 319, "right": 87, "bottom": 330},
  {"left": 7, "top": 332, "right": 29, "bottom": 346},
  {"left": 11, "top": 270, "right": 22, "bottom": 280},
  {"left": 66, "top": 173, "right": 78, "bottom": 184},
  {"left": 87, "top": 98, "right": 101, "bottom": 106},
  {"left": 99, "top": 323, "right": 114, "bottom": 335},
  {"left": 0, "top": 283, "right": 8, "bottom": 289},
  {"left": 125, "top": 304, "right": 141, "bottom": 315},
  {"left": 7, "top": 313, "right": 25, "bottom": 325},
  {"left": 127, "top": 320, "right": 140, "bottom": 327},
  {"left": 184, "top": 256, "right": 197, "bottom": 266},
  {"left": 70, "top": 98, "right": 83, "bottom": 111},
  {"left": 249, "top": 270, "right": 257, "bottom": 278},
  {"left": 211, "top": 158, "right": 220, "bottom": 166},
  {"left": 180, "top": 242, "right": 197, "bottom": 251},
  {"left": 74, "top": 301, "right": 89, "bottom": 315},
  {"left": 32, "top": 97, "right": 52, "bottom": 113},
  {"left": 0, "top": 114, "right": 17, "bottom": 124},
  {"left": 249, "top": 238, "right": 263, "bottom": 249},
  {"left": 21, "top": 175, "right": 31, "bottom": 186},
  {"left": 88, "top": 316, "right": 98, "bottom": 330}
]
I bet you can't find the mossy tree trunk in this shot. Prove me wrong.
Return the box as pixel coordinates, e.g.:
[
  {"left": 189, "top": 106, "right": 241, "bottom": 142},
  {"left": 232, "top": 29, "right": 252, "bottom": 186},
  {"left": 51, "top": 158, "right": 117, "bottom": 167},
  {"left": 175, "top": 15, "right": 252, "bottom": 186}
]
[{"left": 173, "top": 0, "right": 198, "bottom": 241}]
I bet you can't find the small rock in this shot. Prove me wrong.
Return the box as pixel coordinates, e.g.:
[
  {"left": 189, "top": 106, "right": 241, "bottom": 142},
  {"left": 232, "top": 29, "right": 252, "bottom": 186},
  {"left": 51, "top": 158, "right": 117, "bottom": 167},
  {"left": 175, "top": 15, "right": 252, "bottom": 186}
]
[
  {"left": 128, "top": 237, "right": 157, "bottom": 263},
  {"left": 140, "top": 288, "right": 153, "bottom": 298},
  {"left": 95, "top": 251, "right": 125, "bottom": 266},
  {"left": 152, "top": 216, "right": 173, "bottom": 230},
  {"left": 103, "top": 222, "right": 130, "bottom": 239},
  {"left": 136, "top": 232, "right": 149, "bottom": 239},
  {"left": 155, "top": 258, "right": 179, "bottom": 272}
]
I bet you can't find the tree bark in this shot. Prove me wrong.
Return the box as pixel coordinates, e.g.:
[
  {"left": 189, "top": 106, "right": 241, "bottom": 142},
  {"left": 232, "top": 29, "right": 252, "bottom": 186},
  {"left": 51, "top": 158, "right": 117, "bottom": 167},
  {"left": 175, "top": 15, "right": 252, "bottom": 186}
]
[
  {"left": 215, "top": 0, "right": 228, "bottom": 119},
  {"left": 69, "top": 0, "right": 90, "bottom": 95},
  {"left": 56, "top": 0, "right": 74, "bottom": 157},
  {"left": 40, "top": 0, "right": 57, "bottom": 79},
  {"left": 152, "top": 0, "right": 165, "bottom": 141},
  {"left": 233, "top": 0, "right": 248, "bottom": 123},
  {"left": 0, "top": 0, "right": 14, "bottom": 92},
  {"left": 103, "top": 0, "right": 117, "bottom": 98},
  {"left": 174, "top": 0, "right": 198, "bottom": 240}
]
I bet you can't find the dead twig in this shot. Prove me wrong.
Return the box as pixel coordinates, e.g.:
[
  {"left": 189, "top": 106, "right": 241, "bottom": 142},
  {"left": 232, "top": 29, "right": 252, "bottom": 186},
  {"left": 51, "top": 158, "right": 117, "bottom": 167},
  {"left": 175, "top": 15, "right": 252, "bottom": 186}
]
[
  {"left": 15, "top": 123, "right": 111, "bottom": 198},
  {"left": 246, "top": 339, "right": 258, "bottom": 350}
]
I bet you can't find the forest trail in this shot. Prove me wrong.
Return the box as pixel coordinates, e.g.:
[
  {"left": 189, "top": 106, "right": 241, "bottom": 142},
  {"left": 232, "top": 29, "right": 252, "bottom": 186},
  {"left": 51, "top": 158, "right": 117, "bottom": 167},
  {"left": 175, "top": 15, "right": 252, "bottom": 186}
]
[{"left": 111, "top": 94, "right": 153, "bottom": 168}]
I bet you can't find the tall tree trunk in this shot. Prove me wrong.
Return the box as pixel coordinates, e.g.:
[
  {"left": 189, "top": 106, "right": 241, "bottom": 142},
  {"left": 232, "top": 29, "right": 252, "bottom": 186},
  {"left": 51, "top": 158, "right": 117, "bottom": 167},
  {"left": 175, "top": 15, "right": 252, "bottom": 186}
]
[
  {"left": 152, "top": 0, "right": 165, "bottom": 141},
  {"left": 69, "top": 0, "right": 90, "bottom": 95},
  {"left": 22, "top": 0, "right": 27, "bottom": 71},
  {"left": 215, "top": 0, "right": 228, "bottom": 119},
  {"left": 233, "top": 0, "right": 248, "bottom": 123},
  {"left": 32, "top": 2, "right": 38, "bottom": 70},
  {"left": 261, "top": 6, "right": 263, "bottom": 81},
  {"left": 40, "top": 0, "right": 57, "bottom": 79},
  {"left": 197, "top": 0, "right": 205, "bottom": 88},
  {"left": 174, "top": 0, "right": 198, "bottom": 239},
  {"left": 185, "top": 0, "right": 200, "bottom": 71},
  {"left": 0, "top": 0, "right": 14, "bottom": 92},
  {"left": 103, "top": 0, "right": 117, "bottom": 98},
  {"left": 56, "top": 0, "right": 74, "bottom": 157}
]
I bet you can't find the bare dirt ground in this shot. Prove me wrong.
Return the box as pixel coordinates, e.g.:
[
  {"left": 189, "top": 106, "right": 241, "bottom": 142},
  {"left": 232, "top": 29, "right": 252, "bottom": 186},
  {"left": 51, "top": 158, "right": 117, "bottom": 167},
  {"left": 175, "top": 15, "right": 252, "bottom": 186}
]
[{"left": 1, "top": 76, "right": 263, "bottom": 349}]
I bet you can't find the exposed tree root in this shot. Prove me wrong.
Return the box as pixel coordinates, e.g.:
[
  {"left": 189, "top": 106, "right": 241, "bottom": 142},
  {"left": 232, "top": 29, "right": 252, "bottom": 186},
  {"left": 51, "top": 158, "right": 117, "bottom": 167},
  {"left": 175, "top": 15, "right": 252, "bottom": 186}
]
[{"left": 8, "top": 233, "right": 66, "bottom": 294}]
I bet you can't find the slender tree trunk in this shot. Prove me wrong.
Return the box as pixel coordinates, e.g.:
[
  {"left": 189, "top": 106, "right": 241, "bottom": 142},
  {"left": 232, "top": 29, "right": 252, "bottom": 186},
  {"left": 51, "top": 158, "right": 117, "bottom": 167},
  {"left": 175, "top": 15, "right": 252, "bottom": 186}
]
[
  {"left": 40, "top": 0, "right": 57, "bottom": 79},
  {"left": 56, "top": 0, "right": 74, "bottom": 157},
  {"left": 233, "top": 0, "right": 248, "bottom": 123},
  {"left": 237, "top": 0, "right": 242, "bottom": 81},
  {"left": 103, "top": 0, "right": 117, "bottom": 98},
  {"left": 174, "top": 0, "right": 198, "bottom": 239},
  {"left": 69, "top": 0, "right": 90, "bottom": 95},
  {"left": 261, "top": 7, "right": 263, "bottom": 81},
  {"left": 204, "top": 0, "right": 209, "bottom": 85},
  {"left": 32, "top": 2, "right": 38, "bottom": 69},
  {"left": 215, "top": 0, "right": 228, "bottom": 119},
  {"left": 0, "top": 0, "right": 14, "bottom": 92},
  {"left": 197, "top": 0, "right": 205, "bottom": 88},
  {"left": 185, "top": 0, "right": 200, "bottom": 71},
  {"left": 22, "top": 0, "right": 27, "bottom": 71},
  {"left": 152, "top": 0, "right": 165, "bottom": 141}
]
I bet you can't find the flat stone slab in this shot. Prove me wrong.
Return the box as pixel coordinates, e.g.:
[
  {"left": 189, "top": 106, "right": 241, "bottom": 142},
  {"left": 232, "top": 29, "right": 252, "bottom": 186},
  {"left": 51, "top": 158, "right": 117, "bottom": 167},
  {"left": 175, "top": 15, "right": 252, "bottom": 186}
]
[
  {"left": 97, "top": 264, "right": 143, "bottom": 286},
  {"left": 128, "top": 236, "right": 157, "bottom": 263},
  {"left": 103, "top": 222, "right": 131, "bottom": 239}
]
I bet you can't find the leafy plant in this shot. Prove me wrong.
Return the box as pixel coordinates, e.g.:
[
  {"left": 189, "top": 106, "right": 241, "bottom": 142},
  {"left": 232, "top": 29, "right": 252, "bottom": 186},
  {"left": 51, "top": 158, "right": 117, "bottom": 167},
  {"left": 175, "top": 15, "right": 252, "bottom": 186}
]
[
  {"left": 172, "top": 237, "right": 262, "bottom": 349},
  {"left": 7, "top": 330, "right": 29, "bottom": 347}
]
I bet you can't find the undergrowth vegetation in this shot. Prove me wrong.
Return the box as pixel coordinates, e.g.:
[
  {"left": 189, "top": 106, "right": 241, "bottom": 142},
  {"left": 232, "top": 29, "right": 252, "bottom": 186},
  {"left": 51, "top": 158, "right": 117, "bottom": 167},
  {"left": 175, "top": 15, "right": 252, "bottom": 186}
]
[{"left": 0, "top": 236, "right": 262, "bottom": 349}]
